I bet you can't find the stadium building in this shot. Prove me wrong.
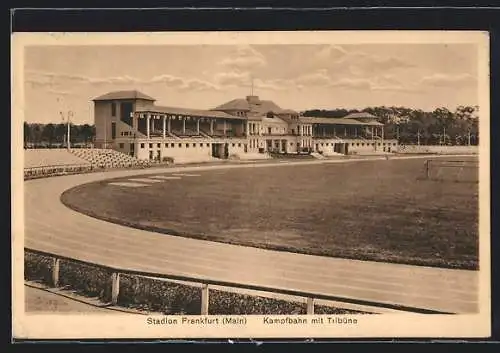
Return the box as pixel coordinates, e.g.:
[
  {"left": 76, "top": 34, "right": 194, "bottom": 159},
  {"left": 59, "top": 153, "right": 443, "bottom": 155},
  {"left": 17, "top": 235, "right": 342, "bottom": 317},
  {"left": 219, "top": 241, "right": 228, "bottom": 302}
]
[{"left": 92, "top": 90, "right": 398, "bottom": 162}]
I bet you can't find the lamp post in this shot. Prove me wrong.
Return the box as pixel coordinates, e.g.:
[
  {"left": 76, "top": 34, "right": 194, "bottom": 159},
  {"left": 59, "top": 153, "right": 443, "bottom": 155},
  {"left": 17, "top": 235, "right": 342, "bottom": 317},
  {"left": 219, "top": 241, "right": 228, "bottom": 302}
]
[{"left": 60, "top": 110, "right": 73, "bottom": 150}]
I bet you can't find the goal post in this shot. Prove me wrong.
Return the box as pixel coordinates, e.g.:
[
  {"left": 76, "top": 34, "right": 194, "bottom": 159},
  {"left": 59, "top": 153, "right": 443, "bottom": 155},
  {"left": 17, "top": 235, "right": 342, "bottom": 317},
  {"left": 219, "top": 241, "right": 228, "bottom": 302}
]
[{"left": 422, "top": 159, "right": 479, "bottom": 183}]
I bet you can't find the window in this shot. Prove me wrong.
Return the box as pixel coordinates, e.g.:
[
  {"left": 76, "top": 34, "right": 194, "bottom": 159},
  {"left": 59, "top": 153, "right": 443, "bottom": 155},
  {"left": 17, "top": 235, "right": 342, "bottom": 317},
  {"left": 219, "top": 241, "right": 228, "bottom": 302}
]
[
  {"left": 232, "top": 143, "right": 235, "bottom": 147},
  {"left": 268, "top": 127, "right": 272, "bottom": 134},
  {"left": 186, "top": 143, "right": 189, "bottom": 148},
  {"left": 357, "top": 143, "right": 360, "bottom": 146},
  {"left": 119, "top": 143, "right": 124, "bottom": 148},
  {"left": 178, "top": 143, "right": 182, "bottom": 148},
  {"left": 393, "top": 143, "right": 397, "bottom": 146},
  {"left": 157, "top": 143, "right": 161, "bottom": 148},
  {"left": 361, "top": 143, "right": 365, "bottom": 146},
  {"left": 206, "top": 143, "right": 210, "bottom": 147},
  {"left": 238, "top": 143, "right": 241, "bottom": 147},
  {"left": 140, "top": 143, "right": 145, "bottom": 148},
  {"left": 193, "top": 143, "right": 197, "bottom": 147},
  {"left": 165, "top": 143, "right": 169, "bottom": 148},
  {"left": 111, "top": 122, "right": 116, "bottom": 139},
  {"left": 111, "top": 102, "right": 116, "bottom": 117},
  {"left": 292, "top": 129, "right": 295, "bottom": 135},
  {"left": 149, "top": 143, "right": 153, "bottom": 148},
  {"left": 171, "top": 143, "right": 175, "bottom": 148}
]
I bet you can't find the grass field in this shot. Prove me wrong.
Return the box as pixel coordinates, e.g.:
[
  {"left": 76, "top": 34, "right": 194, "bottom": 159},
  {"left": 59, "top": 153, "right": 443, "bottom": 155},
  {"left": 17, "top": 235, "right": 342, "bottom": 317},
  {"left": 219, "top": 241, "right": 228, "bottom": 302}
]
[{"left": 61, "top": 157, "right": 479, "bottom": 270}]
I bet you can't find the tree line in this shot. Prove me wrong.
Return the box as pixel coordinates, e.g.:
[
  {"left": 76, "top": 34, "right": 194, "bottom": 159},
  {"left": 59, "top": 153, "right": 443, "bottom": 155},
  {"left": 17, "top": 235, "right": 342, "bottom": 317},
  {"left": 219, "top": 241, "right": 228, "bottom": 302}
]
[
  {"left": 24, "top": 105, "right": 480, "bottom": 148},
  {"left": 302, "top": 105, "right": 479, "bottom": 145},
  {"left": 24, "top": 122, "right": 96, "bottom": 148}
]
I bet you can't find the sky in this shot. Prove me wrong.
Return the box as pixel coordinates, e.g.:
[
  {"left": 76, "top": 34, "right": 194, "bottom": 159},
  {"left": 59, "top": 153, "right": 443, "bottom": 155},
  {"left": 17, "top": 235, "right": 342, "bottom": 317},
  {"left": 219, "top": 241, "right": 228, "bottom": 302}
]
[{"left": 24, "top": 44, "right": 479, "bottom": 124}]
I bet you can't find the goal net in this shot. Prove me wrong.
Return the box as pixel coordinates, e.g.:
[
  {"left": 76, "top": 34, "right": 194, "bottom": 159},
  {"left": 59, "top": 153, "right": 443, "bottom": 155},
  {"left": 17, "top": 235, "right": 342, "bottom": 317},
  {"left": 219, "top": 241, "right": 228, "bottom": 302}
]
[{"left": 421, "top": 159, "right": 479, "bottom": 183}]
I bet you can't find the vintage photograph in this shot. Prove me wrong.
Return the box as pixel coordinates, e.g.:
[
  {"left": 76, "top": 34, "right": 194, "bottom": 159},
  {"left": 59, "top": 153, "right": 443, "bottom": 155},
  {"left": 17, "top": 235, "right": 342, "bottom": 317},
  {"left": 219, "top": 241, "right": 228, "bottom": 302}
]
[{"left": 12, "top": 31, "right": 490, "bottom": 339}]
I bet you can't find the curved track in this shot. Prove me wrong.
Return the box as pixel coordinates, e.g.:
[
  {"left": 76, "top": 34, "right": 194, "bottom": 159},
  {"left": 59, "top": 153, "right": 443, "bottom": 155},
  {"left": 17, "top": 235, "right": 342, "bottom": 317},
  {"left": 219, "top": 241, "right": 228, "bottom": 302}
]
[{"left": 24, "top": 157, "right": 479, "bottom": 314}]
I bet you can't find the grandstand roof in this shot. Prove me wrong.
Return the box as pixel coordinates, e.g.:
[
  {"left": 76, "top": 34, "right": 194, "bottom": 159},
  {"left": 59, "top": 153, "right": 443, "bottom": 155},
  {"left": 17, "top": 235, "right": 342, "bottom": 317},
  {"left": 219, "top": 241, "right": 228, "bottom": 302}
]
[
  {"left": 213, "top": 96, "right": 286, "bottom": 115},
  {"left": 138, "top": 106, "right": 246, "bottom": 120},
  {"left": 93, "top": 90, "right": 156, "bottom": 102},
  {"left": 300, "top": 117, "right": 384, "bottom": 126},
  {"left": 343, "top": 112, "right": 379, "bottom": 120}
]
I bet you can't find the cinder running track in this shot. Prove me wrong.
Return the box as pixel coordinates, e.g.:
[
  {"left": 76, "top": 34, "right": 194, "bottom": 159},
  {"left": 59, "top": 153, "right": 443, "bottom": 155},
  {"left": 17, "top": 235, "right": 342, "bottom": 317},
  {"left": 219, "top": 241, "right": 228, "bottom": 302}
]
[{"left": 23, "top": 157, "right": 479, "bottom": 314}]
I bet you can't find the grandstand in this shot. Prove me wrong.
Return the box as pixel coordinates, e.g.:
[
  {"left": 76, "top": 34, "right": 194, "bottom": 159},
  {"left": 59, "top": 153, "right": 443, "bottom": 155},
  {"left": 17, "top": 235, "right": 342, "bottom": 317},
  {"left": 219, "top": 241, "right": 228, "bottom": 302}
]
[
  {"left": 92, "top": 90, "right": 398, "bottom": 163},
  {"left": 71, "top": 148, "right": 151, "bottom": 169},
  {"left": 24, "top": 148, "right": 152, "bottom": 179},
  {"left": 24, "top": 148, "right": 89, "bottom": 169}
]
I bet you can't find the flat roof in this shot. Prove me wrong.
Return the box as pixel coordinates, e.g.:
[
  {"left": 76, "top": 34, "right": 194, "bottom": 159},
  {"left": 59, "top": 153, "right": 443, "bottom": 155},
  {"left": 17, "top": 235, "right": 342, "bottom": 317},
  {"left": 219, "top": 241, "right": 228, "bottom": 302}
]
[{"left": 300, "top": 117, "right": 384, "bottom": 126}]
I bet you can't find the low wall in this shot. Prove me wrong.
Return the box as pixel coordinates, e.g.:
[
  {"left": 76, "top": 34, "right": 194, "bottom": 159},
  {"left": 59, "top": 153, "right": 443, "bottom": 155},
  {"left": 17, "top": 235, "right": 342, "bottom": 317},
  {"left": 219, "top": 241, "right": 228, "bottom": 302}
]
[
  {"left": 397, "top": 145, "right": 478, "bottom": 155},
  {"left": 24, "top": 250, "right": 364, "bottom": 315}
]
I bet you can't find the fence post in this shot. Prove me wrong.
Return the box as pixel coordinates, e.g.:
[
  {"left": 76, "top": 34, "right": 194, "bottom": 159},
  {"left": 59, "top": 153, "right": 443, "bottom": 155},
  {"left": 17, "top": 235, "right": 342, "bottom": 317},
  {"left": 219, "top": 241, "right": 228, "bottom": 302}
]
[
  {"left": 306, "top": 297, "right": 315, "bottom": 315},
  {"left": 111, "top": 272, "right": 120, "bottom": 305},
  {"left": 201, "top": 284, "right": 209, "bottom": 315},
  {"left": 51, "top": 257, "right": 60, "bottom": 287}
]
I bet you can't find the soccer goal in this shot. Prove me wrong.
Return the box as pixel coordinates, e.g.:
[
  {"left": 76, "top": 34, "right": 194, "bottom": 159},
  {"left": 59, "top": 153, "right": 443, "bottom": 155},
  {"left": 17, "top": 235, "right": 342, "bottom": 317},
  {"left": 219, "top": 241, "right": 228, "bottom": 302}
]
[{"left": 421, "top": 159, "right": 479, "bottom": 183}]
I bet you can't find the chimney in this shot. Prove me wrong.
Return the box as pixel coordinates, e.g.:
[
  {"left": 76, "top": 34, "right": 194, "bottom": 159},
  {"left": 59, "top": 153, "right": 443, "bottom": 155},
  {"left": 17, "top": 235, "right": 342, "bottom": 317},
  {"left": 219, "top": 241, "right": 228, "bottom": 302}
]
[{"left": 246, "top": 95, "right": 260, "bottom": 105}]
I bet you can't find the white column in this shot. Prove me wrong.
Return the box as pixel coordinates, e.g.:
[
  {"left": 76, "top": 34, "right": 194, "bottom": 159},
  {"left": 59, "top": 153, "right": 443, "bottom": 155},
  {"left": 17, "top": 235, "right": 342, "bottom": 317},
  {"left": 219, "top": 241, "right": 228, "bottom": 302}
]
[
  {"left": 223, "top": 120, "right": 227, "bottom": 135},
  {"left": 210, "top": 120, "right": 214, "bottom": 134},
  {"left": 182, "top": 117, "right": 186, "bottom": 135},
  {"left": 162, "top": 115, "right": 166, "bottom": 139},
  {"left": 197, "top": 119, "right": 200, "bottom": 135},
  {"left": 146, "top": 115, "right": 150, "bottom": 139},
  {"left": 167, "top": 116, "right": 171, "bottom": 133}
]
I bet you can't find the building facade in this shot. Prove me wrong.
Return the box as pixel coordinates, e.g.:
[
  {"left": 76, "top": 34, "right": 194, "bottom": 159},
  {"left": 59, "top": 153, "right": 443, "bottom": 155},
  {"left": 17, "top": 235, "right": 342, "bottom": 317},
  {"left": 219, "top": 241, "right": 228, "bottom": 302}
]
[{"left": 93, "top": 90, "right": 398, "bottom": 161}]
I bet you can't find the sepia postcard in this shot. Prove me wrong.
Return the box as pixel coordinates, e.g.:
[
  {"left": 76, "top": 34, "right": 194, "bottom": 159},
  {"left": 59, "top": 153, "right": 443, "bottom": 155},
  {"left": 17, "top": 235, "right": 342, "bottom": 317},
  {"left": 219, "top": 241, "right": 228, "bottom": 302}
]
[{"left": 12, "top": 30, "right": 491, "bottom": 340}]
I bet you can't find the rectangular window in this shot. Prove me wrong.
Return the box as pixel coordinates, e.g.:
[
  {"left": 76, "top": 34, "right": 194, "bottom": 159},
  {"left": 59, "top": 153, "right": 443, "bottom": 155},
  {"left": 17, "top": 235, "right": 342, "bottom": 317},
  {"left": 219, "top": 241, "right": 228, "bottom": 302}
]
[
  {"left": 111, "top": 122, "right": 116, "bottom": 139},
  {"left": 232, "top": 143, "right": 235, "bottom": 147},
  {"left": 238, "top": 143, "right": 241, "bottom": 147},
  {"left": 119, "top": 143, "right": 124, "bottom": 148},
  {"left": 206, "top": 143, "right": 210, "bottom": 147},
  {"left": 171, "top": 143, "right": 175, "bottom": 148},
  {"left": 193, "top": 143, "right": 197, "bottom": 147},
  {"left": 111, "top": 102, "right": 116, "bottom": 117},
  {"left": 165, "top": 143, "right": 169, "bottom": 148},
  {"left": 157, "top": 143, "right": 161, "bottom": 148},
  {"left": 186, "top": 143, "right": 189, "bottom": 148},
  {"left": 178, "top": 143, "right": 182, "bottom": 148},
  {"left": 140, "top": 143, "right": 145, "bottom": 148}
]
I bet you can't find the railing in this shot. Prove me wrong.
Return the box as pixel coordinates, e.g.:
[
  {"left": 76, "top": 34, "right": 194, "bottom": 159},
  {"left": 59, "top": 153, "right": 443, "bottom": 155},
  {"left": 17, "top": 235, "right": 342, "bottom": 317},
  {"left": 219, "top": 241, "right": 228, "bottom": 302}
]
[
  {"left": 24, "top": 164, "right": 94, "bottom": 180},
  {"left": 24, "top": 247, "right": 448, "bottom": 315}
]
